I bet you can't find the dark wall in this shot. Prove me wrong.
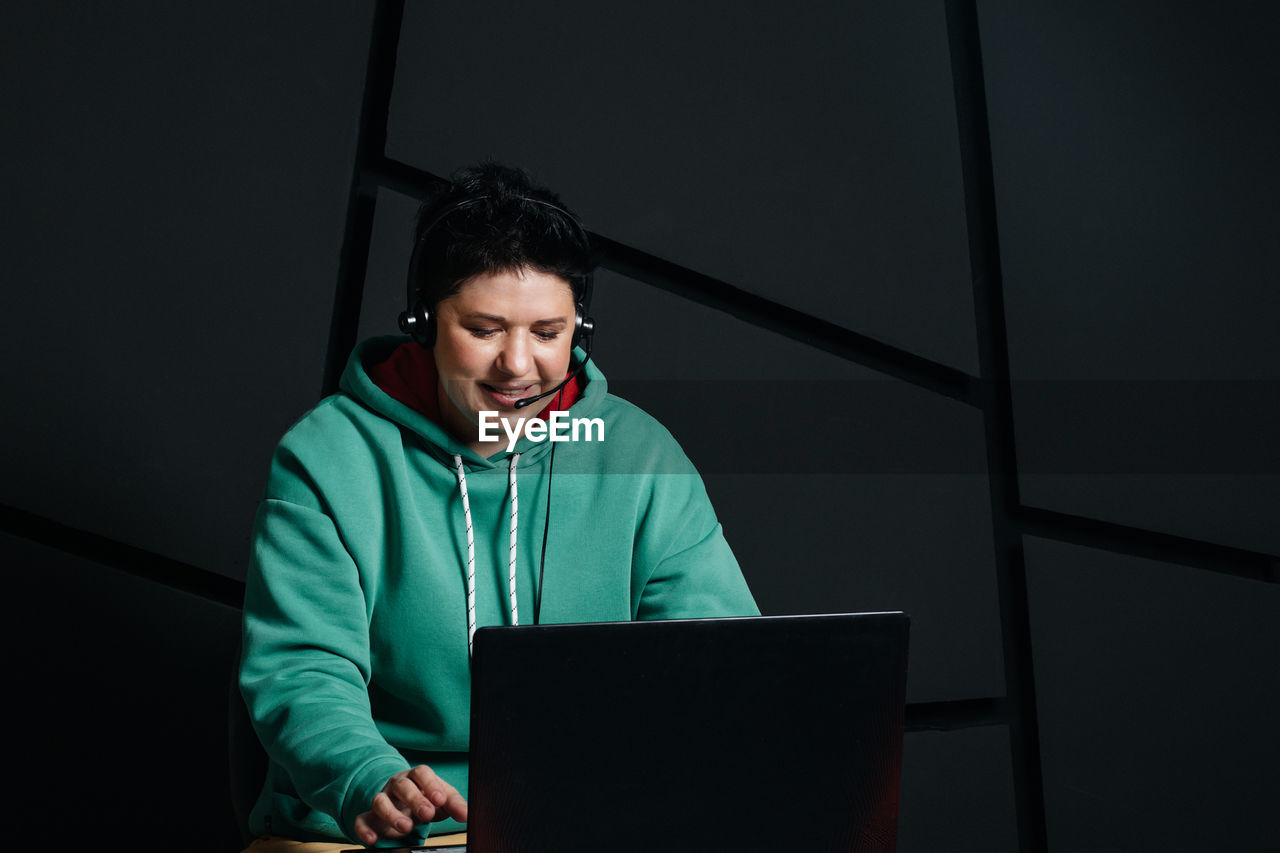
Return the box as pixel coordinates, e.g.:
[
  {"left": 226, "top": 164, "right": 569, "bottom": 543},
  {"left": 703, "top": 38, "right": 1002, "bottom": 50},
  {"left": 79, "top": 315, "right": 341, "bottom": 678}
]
[
  {"left": 1, "top": 3, "right": 371, "bottom": 850},
  {"left": 3, "top": 2, "right": 1275, "bottom": 851},
  {"left": 1, "top": 1, "right": 370, "bottom": 580}
]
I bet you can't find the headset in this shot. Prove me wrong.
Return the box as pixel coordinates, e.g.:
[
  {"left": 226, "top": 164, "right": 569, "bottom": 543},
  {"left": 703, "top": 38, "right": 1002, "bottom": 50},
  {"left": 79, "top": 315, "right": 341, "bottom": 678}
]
[
  {"left": 399, "top": 191, "right": 597, "bottom": 625},
  {"left": 398, "top": 194, "right": 596, "bottom": 356}
]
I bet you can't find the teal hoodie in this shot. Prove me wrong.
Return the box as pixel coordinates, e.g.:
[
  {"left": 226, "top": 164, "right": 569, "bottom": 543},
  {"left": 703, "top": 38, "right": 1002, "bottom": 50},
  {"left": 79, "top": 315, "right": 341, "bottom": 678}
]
[{"left": 239, "top": 337, "right": 758, "bottom": 843}]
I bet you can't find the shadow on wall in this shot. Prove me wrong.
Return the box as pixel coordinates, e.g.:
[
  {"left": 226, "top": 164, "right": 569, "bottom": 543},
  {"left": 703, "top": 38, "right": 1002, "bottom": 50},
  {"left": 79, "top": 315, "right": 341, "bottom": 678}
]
[{"left": 9, "top": 532, "right": 243, "bottom": 852}]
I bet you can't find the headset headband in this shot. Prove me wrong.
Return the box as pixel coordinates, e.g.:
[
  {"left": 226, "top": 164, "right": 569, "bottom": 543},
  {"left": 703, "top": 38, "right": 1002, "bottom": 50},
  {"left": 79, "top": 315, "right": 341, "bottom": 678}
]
[{"left": 399, "top": 193, "right": 595, "bottom": 349}]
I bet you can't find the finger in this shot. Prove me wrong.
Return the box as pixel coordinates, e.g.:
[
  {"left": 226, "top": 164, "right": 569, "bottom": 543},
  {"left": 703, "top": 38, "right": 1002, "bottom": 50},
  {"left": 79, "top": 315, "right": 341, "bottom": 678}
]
[
  {"left": 394, "top": 771, "right": 439, "bottom": 823},
  {"left": 353, "top": 813, "right": 376, "bottom": 846},
  {"left": 439, "top": 787, "right": 468, "bottom": 824},
  {"left": 406, "top": 766, "right": 450, "bottom": 819},
  {"left": 353, "top": 810, "right": 403, "bottom": 846},
  {"left": 408, "top": 767, "right": 468, "bottom": 823},
  {"left": 371, "top": 791, "right": 416, "bottom": 836}
]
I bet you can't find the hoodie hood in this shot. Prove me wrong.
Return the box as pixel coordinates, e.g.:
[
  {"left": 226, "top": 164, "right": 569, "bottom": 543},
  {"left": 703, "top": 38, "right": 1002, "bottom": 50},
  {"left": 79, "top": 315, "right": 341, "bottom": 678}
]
[
  {"left": 339, "top": 335, "right": 608, "bottom": 470},
  {"left": 337, "top": 336, "right": 609, "bottom": 655}
]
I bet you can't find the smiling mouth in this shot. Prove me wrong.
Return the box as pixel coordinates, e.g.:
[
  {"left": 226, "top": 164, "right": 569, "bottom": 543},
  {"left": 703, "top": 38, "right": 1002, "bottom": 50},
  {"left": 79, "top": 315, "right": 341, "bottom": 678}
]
[{"left": 481, "top": 383, "right": 535, "bottom": 405}]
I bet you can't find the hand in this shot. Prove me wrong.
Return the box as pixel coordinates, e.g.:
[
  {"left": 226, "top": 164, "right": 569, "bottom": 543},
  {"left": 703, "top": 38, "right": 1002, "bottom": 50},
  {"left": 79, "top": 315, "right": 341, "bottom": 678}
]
[{"left": 352, "top": 765, "right": 469, "bottom": 845}]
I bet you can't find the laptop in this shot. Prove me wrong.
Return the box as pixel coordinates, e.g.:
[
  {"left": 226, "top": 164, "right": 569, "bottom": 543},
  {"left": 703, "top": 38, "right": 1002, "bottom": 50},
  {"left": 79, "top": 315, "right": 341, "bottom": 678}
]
[{"left": 466, "top": 611, "right": 910, "bottom": 853}]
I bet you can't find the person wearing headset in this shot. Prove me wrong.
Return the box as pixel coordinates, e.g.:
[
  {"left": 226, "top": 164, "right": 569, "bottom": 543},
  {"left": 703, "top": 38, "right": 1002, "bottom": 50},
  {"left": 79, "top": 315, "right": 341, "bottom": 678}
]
[{"left": 238, "top": 161, "right": 758, "bottom": 848}]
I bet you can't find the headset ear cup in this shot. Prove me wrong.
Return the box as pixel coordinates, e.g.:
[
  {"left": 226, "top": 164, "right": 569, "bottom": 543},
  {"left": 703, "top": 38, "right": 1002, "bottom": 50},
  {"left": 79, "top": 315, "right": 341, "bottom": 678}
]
[
  {"left": 572, "top": 305, "right": 595, "bottom": 351},
  {"left": 400, "top": 300, "right": 436, "bottom": 347}
]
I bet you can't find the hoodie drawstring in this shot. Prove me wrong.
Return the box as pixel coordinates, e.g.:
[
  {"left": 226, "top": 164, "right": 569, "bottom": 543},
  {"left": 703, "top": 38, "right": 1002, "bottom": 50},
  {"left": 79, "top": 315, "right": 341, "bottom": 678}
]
[
  {"left": 454, "top": 452, "right": 522, "bottom": 655},
  {"left": 508, "top": 452, "right": 520, "bottom": 627}
]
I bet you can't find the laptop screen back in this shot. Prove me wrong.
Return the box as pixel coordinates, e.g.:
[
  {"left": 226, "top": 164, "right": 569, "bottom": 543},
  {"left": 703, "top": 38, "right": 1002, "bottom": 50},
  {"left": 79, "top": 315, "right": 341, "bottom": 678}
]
[{"left": 467, "top": 612, "right": 909, "bottom": 853}]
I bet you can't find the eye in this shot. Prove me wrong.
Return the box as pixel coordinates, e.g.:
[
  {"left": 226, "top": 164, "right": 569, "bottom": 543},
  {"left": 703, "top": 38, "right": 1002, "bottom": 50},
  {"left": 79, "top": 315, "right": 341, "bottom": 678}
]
[
  {"left": 468, "top": 327, "right": 500, "bottom": 339},
  {"left": 533, "top": 329, "right": 560, "bottom": 342}
]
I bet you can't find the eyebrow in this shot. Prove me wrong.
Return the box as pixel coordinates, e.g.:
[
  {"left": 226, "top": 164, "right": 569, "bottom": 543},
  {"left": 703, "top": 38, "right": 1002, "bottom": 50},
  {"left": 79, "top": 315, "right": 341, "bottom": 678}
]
[{"left": 461, "top": 312, "right": 568, "bottom": 325}]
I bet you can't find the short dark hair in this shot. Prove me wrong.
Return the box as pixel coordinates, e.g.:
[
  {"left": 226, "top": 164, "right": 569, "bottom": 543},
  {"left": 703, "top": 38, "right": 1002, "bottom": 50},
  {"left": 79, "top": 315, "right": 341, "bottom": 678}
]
[{"left": 409, "top": 161, "right": 594, "bottom": 308}]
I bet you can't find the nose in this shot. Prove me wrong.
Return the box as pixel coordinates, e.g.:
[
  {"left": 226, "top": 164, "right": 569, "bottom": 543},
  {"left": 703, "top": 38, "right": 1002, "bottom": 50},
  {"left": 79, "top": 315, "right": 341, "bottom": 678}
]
[{"left": 496, "top": 331, "right": 532, "bottom": 376}]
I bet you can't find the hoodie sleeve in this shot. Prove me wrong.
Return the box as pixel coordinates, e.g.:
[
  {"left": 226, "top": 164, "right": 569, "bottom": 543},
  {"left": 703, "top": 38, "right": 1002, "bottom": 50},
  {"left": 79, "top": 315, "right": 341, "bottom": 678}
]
[
  {"left": 239, "top": 489, "right": 411, "bottom": 842},
  {"left": 630, "top": 450, "right": 760, "bottom": 621}
]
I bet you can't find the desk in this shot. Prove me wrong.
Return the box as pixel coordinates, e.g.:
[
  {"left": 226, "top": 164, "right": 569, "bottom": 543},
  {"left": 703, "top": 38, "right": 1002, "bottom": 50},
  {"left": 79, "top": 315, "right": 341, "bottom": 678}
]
[{"left": 243, "top": 833, "right": 467, "bottom": 853}]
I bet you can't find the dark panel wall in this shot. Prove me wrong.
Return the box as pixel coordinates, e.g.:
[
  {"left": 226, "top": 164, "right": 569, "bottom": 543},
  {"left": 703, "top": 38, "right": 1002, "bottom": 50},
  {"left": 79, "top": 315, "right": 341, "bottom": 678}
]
[
  {"left": 900, "top": 726, "right": 1019, "bottom": 852},
  {"left": 1025, "top": 538, "right": 1279, "bottom": 851},
  {"left": 8, "top": 532, "right": 242, "bottom": 851},
  {"left": 386, "top": 0, "right": 979, "bottom": 374},
  {"left": 3, "top": 1, "right": 1276, "bottom": 851},
  {"left": 981, "top": 2, "right": 1280, "bottom": 554},
  {"left": 0, "top": 2, "right": 372, "bottom": 581},
  {"left": 2, "top": 3, "right": 372, "bottom": 850}
]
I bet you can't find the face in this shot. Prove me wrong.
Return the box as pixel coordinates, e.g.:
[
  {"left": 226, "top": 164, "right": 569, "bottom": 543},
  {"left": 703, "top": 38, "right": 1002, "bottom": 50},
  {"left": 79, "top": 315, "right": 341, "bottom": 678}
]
[{"left": 432, "top": 267, "right": 577, "bottom": 456}]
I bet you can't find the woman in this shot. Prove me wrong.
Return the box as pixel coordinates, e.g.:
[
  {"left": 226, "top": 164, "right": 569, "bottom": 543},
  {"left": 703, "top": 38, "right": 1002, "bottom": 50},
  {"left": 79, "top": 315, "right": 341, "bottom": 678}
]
[{"left": 238, "top": 162, "right": 758, "bottom": 847}]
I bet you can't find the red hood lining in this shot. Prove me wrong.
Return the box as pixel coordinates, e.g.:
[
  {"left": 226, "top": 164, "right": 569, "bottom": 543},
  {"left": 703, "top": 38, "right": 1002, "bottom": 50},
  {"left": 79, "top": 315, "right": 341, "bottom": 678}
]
[{"left": 365, "top": 341, "right": 585, "bottom": 427}]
